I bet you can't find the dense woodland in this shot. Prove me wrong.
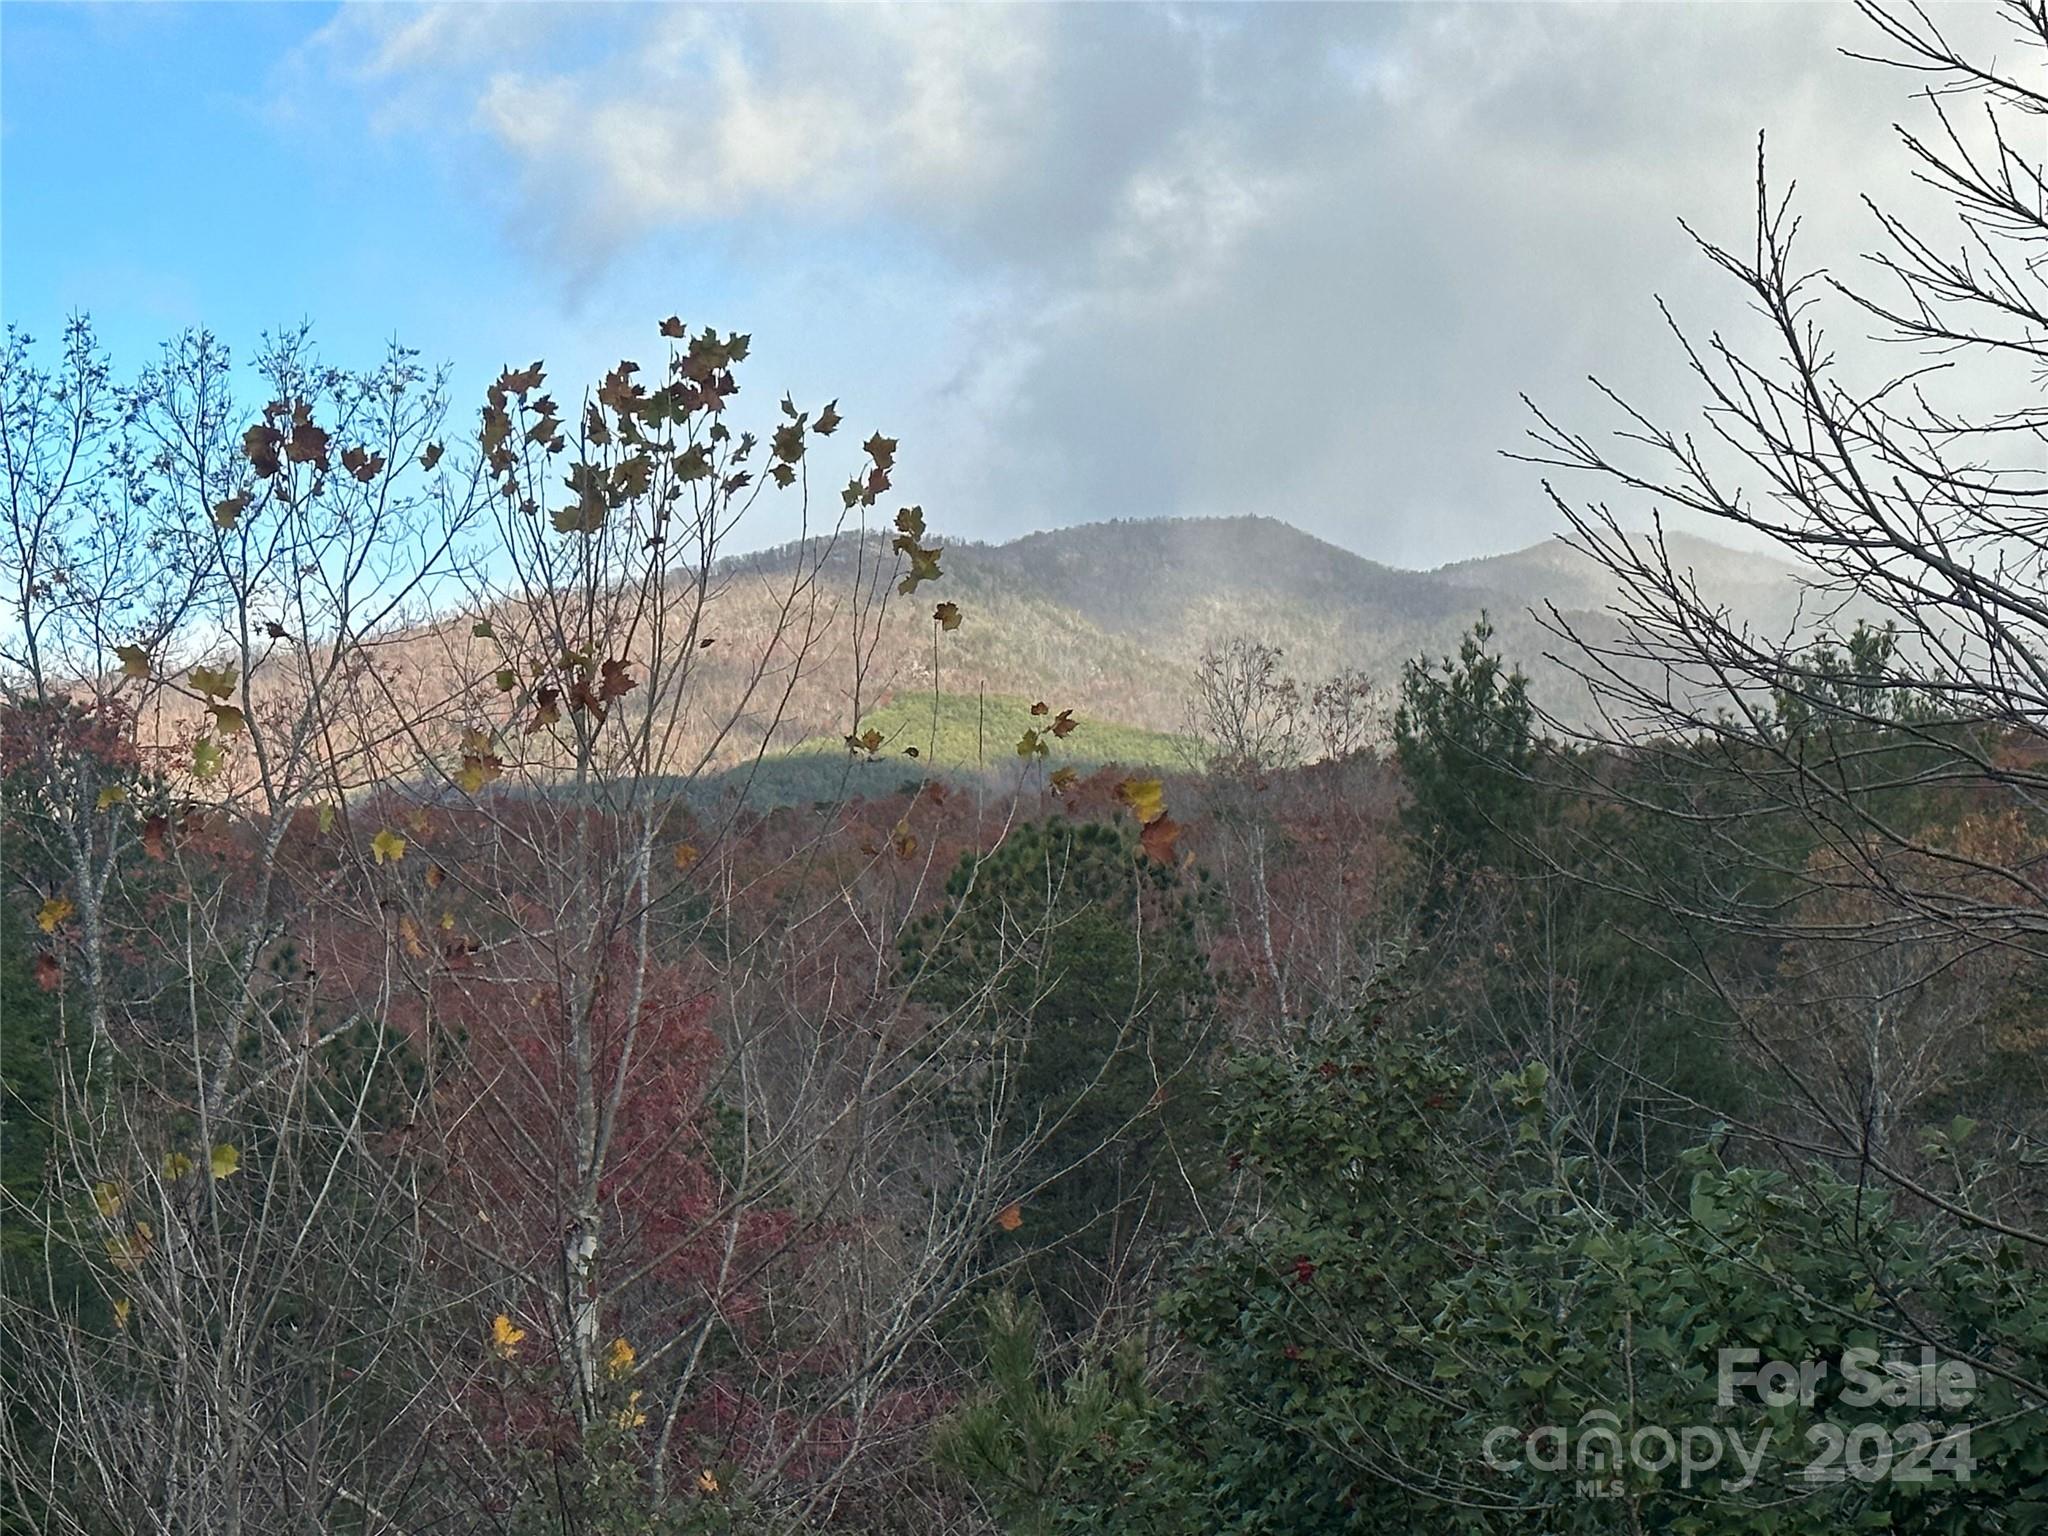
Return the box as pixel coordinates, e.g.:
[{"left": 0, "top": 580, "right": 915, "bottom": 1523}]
[{"left": 5, "top": 2, "right": 2048, "bottom": 1532}]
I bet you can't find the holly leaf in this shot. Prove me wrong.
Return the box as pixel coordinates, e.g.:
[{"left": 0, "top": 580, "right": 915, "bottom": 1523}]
[
  {"left": 35, "top": 896, "right": 73, "bottom": 934},
  {"left": 370, "top": 828, "right": 408, "bottom": 866},
  {"left": 114, "top": 643, "right": 152, "bottom": 680}
]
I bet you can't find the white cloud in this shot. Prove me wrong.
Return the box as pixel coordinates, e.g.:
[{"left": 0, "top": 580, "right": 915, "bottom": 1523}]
[{"left": 307, "top": 1, "right": 2024, "bottom": 565}]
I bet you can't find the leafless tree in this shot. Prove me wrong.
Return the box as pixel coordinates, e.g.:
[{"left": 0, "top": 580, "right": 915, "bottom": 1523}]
[{"left": 1512, "top": 0, "right": 2048, "bottom": 1232}]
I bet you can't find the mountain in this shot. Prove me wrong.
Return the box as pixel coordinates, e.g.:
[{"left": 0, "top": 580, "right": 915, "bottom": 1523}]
[
  {"left": 164, "top": 515, "right": 1810, "bottom": 801},
  {"left": 725, "top": 515, "right": 1808, "bottom": 747}
]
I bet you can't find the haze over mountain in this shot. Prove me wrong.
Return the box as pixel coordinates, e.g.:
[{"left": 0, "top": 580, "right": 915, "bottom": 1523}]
[{"left": 740, "top": 514, "right": 1812, "bottom": 749}]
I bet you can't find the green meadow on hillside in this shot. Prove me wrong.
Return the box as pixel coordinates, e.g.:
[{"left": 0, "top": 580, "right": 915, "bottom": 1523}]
[{"left": 684, "top": 693, "right": 1195, "bottom": 808}]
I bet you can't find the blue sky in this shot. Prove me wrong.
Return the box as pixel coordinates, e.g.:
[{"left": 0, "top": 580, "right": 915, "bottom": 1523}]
[{"left": 0, "top": 2, "right": 1971, "bottom": 564}]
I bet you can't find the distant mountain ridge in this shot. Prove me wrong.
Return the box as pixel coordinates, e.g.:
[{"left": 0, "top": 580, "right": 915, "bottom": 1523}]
[{"left": 734, "top": 515, "right": 1806, "bottom": 743}]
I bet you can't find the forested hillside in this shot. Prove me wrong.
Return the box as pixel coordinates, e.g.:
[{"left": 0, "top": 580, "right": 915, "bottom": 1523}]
[{"left": 4, "top": 3, "right": 2047, "bottom": 1533}]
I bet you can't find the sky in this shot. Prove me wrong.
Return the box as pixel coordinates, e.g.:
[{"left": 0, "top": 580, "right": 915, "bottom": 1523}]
[{"left": 0, "top": 2, "right": 2009, "bottom": 568}]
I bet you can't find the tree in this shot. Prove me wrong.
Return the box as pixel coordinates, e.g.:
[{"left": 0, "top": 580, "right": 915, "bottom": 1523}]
[
  {"left": 0, "top": 311, "right": 1027, "bottom": 1533},
  {"left": 899, "top": 817, "right": 1216, "bottom": 1341},
  {"left": 1515, "top": 0, "right": 2048, "bottom": 1237}
]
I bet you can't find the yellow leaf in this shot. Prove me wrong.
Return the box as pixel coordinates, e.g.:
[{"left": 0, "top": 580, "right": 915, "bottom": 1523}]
[
  {"left": 208, "top": 1144, "right": 240, "bottom": 1180},
  {"left": 106, "top": 1222, "right": 154, "bottom": 1273},
  {"left": 162, "top": 1151, "right": 194, "bottom": 1181},
  {"left": 672, "top": 842, "right": 700, "bottom": 872},
  {"left": 315, "top": 802, "right": 337, "bottom": 835},
  {"left": 188, "top": 663, "right": 237, "bottom": 700},
  {"left": 490, "top": 1312, "right": 526, "bottom": 1360},
  {"left": 696, "top": 1470, "right": 720, "bottom": 1495},
  {"left": 1116, "top": 777, "right": 1166, "bottom": 825},
  {"left": 112, "top": 1297, "right": 131, "bottom": 1329},
  {"left": 36, "top": 896, "right": 74, "bottom": 934},
  {"left": 114, "top": 643, "right": 152, "bottom": 680},
  {"left": 96, "top": 784, "right": 128, "bottom": 810},
  {"left": 92, "top": 1181, "right": 123, "bottom": 1219},
  {"left": 210, "top": 704, "right": 246, "bottom": 736},
  {"left": 613, "top": 1388, "right": 648, "bottom": 1429},
  {"left": 370, "top": 828, "right": 407, "bottom": 865},
  {"left": 605, "top": 1336, "right": 636, "bottom": 1378}
]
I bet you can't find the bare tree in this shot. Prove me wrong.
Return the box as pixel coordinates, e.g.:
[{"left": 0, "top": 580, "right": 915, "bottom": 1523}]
[{"left": 1513, "top": 0, "right": 2048, "bottom": 1228}]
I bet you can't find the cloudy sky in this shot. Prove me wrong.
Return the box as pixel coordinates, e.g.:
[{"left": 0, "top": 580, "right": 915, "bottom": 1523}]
[{"left": 1, "top": 2, "right": 2002, "bottom": 566}]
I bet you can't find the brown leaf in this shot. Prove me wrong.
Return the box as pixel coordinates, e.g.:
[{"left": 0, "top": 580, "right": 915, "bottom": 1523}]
[
  {"left": 933, "top": 602, "right": 961, "bottom": 631},
  {"left": 1050, "top": 709, "right": 1077, "bottom": 739},
  {"left": 342, "top": 446, "right": 385, "bottom": 484},
  {"left": 286, "top": 420, "right": 330, "bottom": 470},
  {"left": 659, "top": 315, "right": 685, "bottom": 338},
  {"left": 994, "top": 1203, "right": 1023, "bottom": 1232},
  {"left": 525, "top": 687, "right": 561, "bottom": 734},
  {"left": 420, "top": 442, "right": 445, "bottom": 470},
  {"left": 242, "top": 423, "right": 282, "bottom": 477},
  {"left": 599, "top": 658, "right": 638, "bottom": 700},
  {"left": 1139, "top": 815, "right": 1183, "bottom": 864},
  {"left": 1029, "top": 701, "right": 1049, "bottom": 716},
  {"left": 141, "top": 816, "right": 168, "bottom": 861}
]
